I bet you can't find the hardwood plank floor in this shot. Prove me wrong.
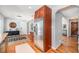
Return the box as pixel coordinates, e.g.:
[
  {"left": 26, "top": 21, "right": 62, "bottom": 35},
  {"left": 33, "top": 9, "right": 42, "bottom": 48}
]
[
  {"left": 0, "top": 36, "right": 78, "bottom": 53},
  {"left": 59, "top": 36, "right": 78, "bottom": 53}
]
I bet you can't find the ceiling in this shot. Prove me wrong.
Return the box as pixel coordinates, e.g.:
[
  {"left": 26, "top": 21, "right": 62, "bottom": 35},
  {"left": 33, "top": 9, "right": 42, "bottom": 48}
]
[
  {"left": 0, "top": 5, "right": 77, "bottom": 21},
  {"left": 57, "top": 5, "right": 79, "bottom": 19},
  {"left": 0, "top": 5, "right": 42, "bottom": 20}
]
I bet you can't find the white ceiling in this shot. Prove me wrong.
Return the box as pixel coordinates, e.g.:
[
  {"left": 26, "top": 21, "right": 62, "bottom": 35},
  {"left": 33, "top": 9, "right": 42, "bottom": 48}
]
[
  {"left": 0, "top": 5, "right": 78, "bottom": 20},
  {"left": 57, "top": 5, "right": 79, "bottom": 19},
  {"left": 0, "top": 5, "right": 42, "bottom": 20}
]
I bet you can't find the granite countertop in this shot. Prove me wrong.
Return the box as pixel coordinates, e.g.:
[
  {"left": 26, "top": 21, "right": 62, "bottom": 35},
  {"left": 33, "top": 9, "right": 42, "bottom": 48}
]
[{"left": 0, "top": 33, "right": 8, "bottom": 43}]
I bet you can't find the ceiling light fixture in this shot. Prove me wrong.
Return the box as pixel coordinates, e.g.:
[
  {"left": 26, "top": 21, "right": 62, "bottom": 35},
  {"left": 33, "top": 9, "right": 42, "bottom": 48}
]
[{"left": 28, "top": 6, "right": 32, "bottom": 9}]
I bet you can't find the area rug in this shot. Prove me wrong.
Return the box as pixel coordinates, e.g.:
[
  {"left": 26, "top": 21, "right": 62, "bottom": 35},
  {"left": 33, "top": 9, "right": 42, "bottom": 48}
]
[{"left": 15, "top": 43, "right": 35, "bottom": 53}]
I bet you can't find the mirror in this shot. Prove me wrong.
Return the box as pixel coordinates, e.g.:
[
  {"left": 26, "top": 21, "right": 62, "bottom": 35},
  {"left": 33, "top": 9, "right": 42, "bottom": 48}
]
[
  {"left": 9, "top": 22, "right": 17, "bottom": 28},
  {"left": 34, "top": 18, "right": 44, "bottom": 51}
]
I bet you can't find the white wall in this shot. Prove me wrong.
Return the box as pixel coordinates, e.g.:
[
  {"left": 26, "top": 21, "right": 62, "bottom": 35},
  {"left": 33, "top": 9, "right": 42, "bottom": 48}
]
[
  {"left": 0, "top": 14, "right": 4, "bottom": 34},
  {"left": 19, "top": 20, "right": 28, "bottom": 34},
  {"left": 62, "top": 17, "right": 70, "bottom": 37},
  {"left": 4, "top": 17, "right": 32, "bottom": 35},
  {"left": 51, "top": 6, "right": 67, "bottom": 49},
  {"left": 4, "top": 18, "right": 19, "bottom": 31},
  {"left": 52, "top": 13, "right": 62, "bottom": 49},
  {"left": 53, "top": 12, "right": 68, "bottom": 49}
]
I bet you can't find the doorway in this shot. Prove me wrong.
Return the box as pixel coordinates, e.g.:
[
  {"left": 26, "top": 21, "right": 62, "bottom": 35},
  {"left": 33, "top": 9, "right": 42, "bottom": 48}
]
[
  {"left": 71, "top": 22, "right": 78, "bottom": 36},
  {"left": 68, "top": 18, "right": 78, "bottom": 52}
]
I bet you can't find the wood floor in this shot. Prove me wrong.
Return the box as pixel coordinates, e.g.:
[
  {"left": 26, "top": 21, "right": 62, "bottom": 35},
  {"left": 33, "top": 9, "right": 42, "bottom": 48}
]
[
  {"left": 0, "top": 35, "right": 78, "bottom": 53},
  {"left": 60, "top": 36, "right": 78, "bottom": 53}
]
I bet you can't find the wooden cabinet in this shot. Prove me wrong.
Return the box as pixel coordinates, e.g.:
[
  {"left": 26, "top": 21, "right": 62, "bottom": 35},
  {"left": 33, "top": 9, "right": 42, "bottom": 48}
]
[
  {"left": 34, "top": 5, "right": 52, "bottom": 52},
  {"left": 35, "top": 7, "right": 44, "bottom": 18}
]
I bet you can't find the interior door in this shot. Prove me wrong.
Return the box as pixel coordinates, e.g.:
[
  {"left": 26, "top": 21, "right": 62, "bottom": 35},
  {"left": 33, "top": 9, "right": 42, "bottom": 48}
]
[
  {"left": 71, "top": 22, "right": 78, "bottom": 36},
  {"left": 70, "top": 21, "right": 78, "bottom": 52}
]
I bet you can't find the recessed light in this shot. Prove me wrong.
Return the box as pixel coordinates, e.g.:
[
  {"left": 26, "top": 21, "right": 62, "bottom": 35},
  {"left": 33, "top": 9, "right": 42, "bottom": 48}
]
[{"left": 28, "top": 6, "right": 32, "bottom": 9}]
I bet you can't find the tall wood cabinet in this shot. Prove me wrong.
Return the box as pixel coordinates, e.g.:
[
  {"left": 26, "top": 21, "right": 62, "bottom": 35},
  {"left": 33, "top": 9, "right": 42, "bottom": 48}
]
[{"left": 34, "top": 5, "right": 52, "bottom": 52}]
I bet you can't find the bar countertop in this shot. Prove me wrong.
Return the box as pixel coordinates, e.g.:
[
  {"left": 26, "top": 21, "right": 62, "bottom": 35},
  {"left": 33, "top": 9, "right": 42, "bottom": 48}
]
[{"left": 0, "top": 33, "right": 8, "bottom": 43}]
